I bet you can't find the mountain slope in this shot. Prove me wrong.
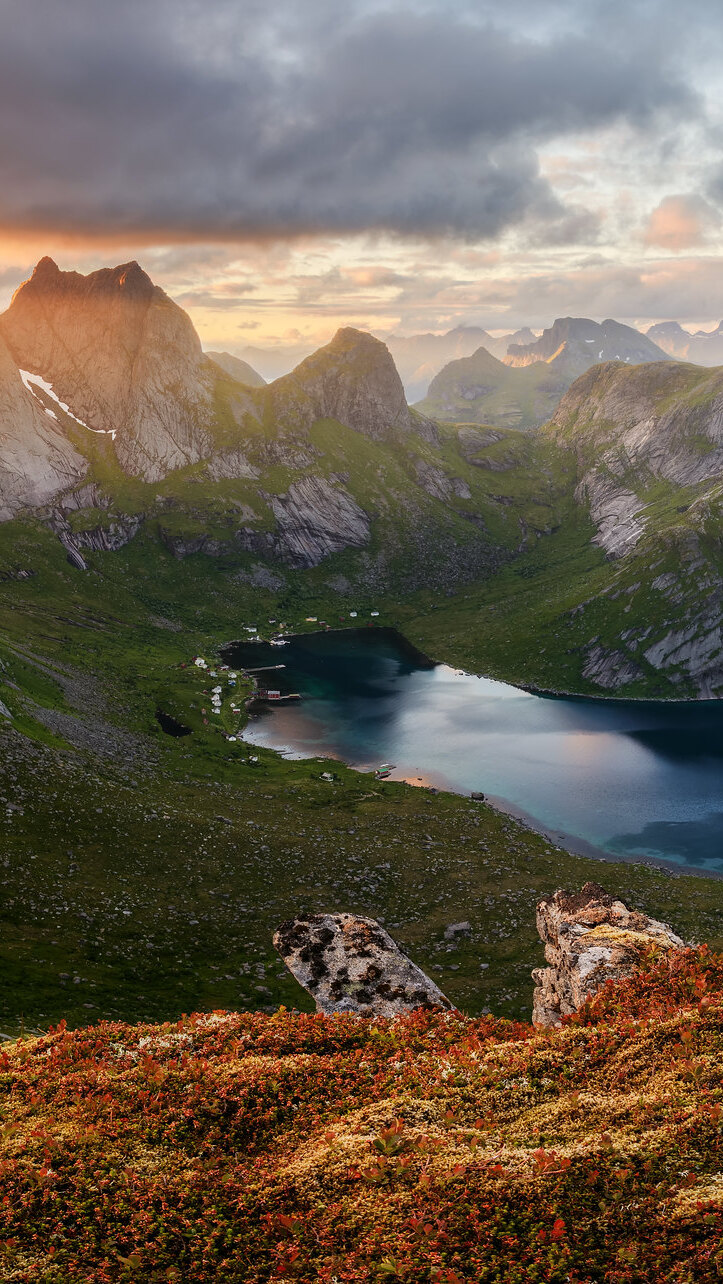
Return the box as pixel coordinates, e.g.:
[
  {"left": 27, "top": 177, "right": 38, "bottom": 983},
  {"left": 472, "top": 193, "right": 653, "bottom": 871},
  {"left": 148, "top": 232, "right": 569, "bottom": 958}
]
[
  {"left": 416, "top": 319, "right": 670, "bottom": 430},
  {"left": 205, "top": 350, "right": 266, "bottom": 386},
  {"left": 0, "top": 330, "right": 88, "bottom": 519},
  {"left": 1, "top": 948, "right": 721, "bottom": 1282}
]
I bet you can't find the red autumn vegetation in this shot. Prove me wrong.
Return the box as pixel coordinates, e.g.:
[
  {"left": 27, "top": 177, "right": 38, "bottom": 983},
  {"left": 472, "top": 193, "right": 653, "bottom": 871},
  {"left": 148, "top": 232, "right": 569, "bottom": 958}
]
[{"left": 0, "top": 947, "right": 721, "bottom": 1282}]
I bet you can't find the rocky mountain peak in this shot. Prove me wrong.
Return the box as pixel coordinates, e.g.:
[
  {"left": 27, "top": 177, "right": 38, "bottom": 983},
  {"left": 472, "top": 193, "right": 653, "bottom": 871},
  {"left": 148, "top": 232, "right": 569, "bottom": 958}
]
[
  {"left": 269, "top": 325, "right": 430, "bottom": 441},
  {"left": 0, "top": 258, "right": 213, "bottom": 482},
  {"left": 28, "top": 255, "right": 60, "bottom": 282}
]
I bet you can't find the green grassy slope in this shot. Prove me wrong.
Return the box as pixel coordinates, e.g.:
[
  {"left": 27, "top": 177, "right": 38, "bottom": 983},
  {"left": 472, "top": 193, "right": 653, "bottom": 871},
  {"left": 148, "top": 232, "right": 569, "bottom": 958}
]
[{"left": 1, "top": 519, "right": 722, "bottom": 1040}]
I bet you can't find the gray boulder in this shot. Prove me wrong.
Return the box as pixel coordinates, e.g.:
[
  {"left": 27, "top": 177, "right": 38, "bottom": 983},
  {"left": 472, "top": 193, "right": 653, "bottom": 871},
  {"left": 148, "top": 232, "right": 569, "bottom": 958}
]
[{"left": 274, "top": 912, "right": 453, "bottom": 1017}]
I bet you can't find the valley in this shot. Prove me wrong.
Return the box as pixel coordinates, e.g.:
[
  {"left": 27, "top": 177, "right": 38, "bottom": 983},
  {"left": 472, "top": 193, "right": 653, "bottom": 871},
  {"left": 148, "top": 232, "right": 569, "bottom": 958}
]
[{"left": 2, "top": 259, "right": 723, "bottom": 1040}]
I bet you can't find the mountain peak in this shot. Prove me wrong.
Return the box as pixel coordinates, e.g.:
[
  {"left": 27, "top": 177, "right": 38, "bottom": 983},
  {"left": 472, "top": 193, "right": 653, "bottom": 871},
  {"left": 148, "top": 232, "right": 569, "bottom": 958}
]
[
  {"left": 32, "top": 255, "right": 60, "bottom": 279},
  {"left": 328, "top": 326, "right": 387, "bottom": 351},
  {"left": 0, "top": 257, "right": 212, "bottom": 483},
  {"left": 270, "top": 326, "right": 422, "bottom": 440}
]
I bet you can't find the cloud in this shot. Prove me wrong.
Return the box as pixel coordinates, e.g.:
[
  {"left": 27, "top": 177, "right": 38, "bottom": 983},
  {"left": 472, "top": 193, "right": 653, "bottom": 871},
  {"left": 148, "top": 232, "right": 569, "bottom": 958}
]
[
  {"left": 643, "top": 195, "right": 718, "bottom": 250},
  {"left": 0, "top": 0, "right": 698, "bottom": 243},
  {"left": 478, "top": 256, "right": 723, "bottom": 325}
]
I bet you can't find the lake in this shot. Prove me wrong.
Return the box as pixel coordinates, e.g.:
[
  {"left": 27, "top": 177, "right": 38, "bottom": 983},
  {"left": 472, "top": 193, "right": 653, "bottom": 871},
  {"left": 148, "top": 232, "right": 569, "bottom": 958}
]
[{"left": 224, "top": 628, "right": 723, "bottom": 875}]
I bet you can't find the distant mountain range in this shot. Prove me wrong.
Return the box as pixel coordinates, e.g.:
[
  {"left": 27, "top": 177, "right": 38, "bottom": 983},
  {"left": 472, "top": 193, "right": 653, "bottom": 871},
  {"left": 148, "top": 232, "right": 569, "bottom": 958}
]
[
  {"left": 383, "top": 326, "right": 537, "bottom": 401},
  {"left": 229, "top": 318, "right": 723, "bottom": 409},
  {"left": 646, "top": 320, "right": 723, "bottom": 365},
  {"left": 233, "top": 326, "right": 538, "bottom": 401},
  {"left": 415, "top": 317, "right": 669, "bottom": 429}
]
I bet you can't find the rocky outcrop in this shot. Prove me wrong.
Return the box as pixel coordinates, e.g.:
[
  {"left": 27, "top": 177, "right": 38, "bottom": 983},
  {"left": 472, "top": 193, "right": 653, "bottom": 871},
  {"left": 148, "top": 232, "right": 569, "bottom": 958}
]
[
  {"left": 0, "top": 331, "right": 87, "bottom": 519},
  {"left": 269, "top": 328, "right": 435, "bottom": 442},
  {"left": 532, "top": 882, "right": 684, "bottom": 1027},
  {"left": 414, "top": 459, "right": 470, "bottom": 501},
  {"left": 274, "top": 913, "right": 452, "bottom": 1017},
  {"left": 1, "top": 258, "right": 214, "bottom": 483},
  {"left": 63, "top": 515, "right": 144, "bottom": 553},
  {"left": 269, "top": 475, "right": 370, "bottom": 567},
  {"left": 582, "top": 643, "right": 643, "bottom": 690},
  {"left": 205, "top": 449, "right": 259, "bottom": 481}
]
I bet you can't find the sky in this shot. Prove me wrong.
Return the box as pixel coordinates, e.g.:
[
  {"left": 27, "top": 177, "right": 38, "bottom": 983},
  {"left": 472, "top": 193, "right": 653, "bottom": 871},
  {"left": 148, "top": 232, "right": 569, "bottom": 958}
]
[{"left": 1, "top": 0, "right": 723, "bottom": 356}]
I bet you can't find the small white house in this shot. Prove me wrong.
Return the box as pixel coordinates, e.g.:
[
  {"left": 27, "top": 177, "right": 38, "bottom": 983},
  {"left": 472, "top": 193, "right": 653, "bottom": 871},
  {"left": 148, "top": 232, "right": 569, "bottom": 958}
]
[{"left": 194, "top": 657, "right": 207, "bottom": 668}]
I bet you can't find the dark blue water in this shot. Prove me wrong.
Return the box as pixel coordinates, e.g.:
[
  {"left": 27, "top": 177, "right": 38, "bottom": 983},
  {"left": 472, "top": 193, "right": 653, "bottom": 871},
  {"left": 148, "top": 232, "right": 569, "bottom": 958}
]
[{"left": 225, "top": 629, "right": 723, "bottom": 874}]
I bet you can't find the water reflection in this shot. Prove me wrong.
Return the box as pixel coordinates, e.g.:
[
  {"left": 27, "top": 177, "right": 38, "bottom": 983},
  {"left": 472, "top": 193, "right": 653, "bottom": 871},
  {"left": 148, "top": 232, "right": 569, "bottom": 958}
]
[{"left": 224, "top": 629, "right": 723, "bottom": 874}]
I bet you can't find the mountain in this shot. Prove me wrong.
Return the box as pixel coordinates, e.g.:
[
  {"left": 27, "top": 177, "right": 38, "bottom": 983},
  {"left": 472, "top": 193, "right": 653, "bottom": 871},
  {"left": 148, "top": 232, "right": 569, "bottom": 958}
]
[
  {"left": 540, "top": 359, "right": 723, "bottom": 695},
  {"left": 506, "top": 316, "right": 667, "bottom": 369},
  {"left": 205, "top": 351, "right": 266, "bottom": 386},
  {"left": 0, "top": 261, "right": 562, "bottom": 589},
  {"left": 6, "top": 256, "right": 723, "bottom": 699},
  {"left": 647, "top": 320, "right": 723, "bottom": 366},
  {"left": 266, "top": 326, "right": 434, "bottom": 441},
  {"left": 415, "top": 343, "right": 572, "bottom": 429},
  {"left": 416, "top": 318, "right": 670, "bottom": 429},
  {"left": 0, "top": 258, "right": 215, "bottom": 482},
  {"left": 384, "top": 326, "right": 494, "bottom": 401},
  {"left": 236, "top": 327, "right": 542, "bottom": 402},
  {"left": 384, "top": 326, "right": 540, "bottom": 401}
]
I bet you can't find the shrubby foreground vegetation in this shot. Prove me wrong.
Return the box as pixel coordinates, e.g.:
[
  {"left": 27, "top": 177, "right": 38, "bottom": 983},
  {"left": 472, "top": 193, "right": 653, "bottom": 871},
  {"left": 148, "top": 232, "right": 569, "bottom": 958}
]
[{"left": 0, "top": 948, "right": 721, "bottom": 1281}]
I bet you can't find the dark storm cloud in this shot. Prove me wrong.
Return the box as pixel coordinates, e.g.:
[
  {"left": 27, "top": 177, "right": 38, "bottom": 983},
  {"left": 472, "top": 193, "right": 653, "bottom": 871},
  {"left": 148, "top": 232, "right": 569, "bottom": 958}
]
[{"left": 0, "top": 0, "right": 700, "bottom": 241}]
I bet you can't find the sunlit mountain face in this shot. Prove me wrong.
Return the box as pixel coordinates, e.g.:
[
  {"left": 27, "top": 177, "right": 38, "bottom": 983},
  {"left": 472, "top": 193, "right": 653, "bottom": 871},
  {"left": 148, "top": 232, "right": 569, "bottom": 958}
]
[{"left": 0, "top": 0, "right": 723, "bottom": 359}]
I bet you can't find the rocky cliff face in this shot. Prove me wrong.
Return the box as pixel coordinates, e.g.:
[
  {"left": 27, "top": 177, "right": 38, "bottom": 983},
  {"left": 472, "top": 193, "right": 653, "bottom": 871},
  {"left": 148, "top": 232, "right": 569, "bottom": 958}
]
[
  {"left": 549, "top": 361, "right": 723, "bottom": 557},
  {"left": 0, "top": 331, "right": 87, "bottom": 519},
  {"left": 532, "top": 882, "right": 684, "bottom": 1027},
  {"left": 269, "top": 475, "right": 371, "bottom": 567},
  {"left": 0, "top": 258, "right": 214, "bottom": 482}
]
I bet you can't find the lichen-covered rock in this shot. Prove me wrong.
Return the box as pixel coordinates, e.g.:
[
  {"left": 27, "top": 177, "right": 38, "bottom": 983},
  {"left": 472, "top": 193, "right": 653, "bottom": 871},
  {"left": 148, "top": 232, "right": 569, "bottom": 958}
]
[
  {"left": 274, "top": 912, "right": 452, "bottom": 1017},
  {"left": 532, "top": 881, "right": 684, "bottom": 1027}
]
